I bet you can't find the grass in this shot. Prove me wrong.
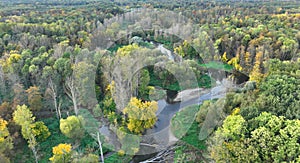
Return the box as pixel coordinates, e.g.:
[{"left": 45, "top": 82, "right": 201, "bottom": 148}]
[
  {"left": 171, "top": 105, "right": 206, "bottom": 150},
  {"left": 180, "top": 122, "right": 206, "bottom": 149},
  {"left": 200, "top": 61, "right": 233, "bottom": 72},
  {"left": 105, "top": 153, "right": 132, "bottom": 163},
  {"left": 171, "top": 105, "right": 208, "bottom": 162}
]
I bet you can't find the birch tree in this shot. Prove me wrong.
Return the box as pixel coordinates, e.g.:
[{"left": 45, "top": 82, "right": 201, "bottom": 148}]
[
  {"left": 47, "top": 78, "right": 61, "bottom": 119},
  {"left": 65, "top": 76, "right": 79, "bottom": 115}
]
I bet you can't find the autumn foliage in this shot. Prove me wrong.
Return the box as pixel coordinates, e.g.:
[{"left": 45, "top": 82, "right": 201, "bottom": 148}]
[{"left": 123, "top": 97, "right": 158, "bottom": 134}]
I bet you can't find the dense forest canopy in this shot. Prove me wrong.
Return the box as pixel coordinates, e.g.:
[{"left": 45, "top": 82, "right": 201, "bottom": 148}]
[{"left": 0, "top": 0, "right": 299, "bottom": 162}]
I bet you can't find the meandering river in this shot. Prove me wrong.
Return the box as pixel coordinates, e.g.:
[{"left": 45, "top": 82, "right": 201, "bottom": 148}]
[{"left": 98, "top": 43, "right": 230, "bottom": 162}]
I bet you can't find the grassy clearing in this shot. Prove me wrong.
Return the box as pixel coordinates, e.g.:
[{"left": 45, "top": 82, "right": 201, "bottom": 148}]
[
  {"left": 171, "top": 105, "right": 206, "bottom": 150},
  {"left": 171, "top": 105, "right": 208, "bottom": 162},
  {"left": 105, "top": 153, "right": 132, "bottom": 163},
  {"left": 200, "top": 61, "right": 233, "bottom": 72}
]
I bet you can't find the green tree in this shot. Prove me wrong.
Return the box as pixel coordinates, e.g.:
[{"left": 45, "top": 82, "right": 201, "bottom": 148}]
[
  {"left": 30, "top": 121, "right": 51, "bottom": 142},
  {"left": 53, "top": 58, "right": 72, "bottom": 78},
  {"left": 72, "top": 61, "right": 97, "bottom": 109},
  {"left": 13, "top": 105, "right": 35, "bottom": 125},
  {"left": 210, "top": 112, "right": 300, "bottom": 162},
  {"left": 247, "top": 59, "right": 300, "bottom": 119},
  {"left": 13, "top": 105, "right": 38, "bottom": 163},
  {"left": 137, "top": 69, "right": 151, "bottom": 100},
  {"left": 59, "top": 116, "right": 84, "bottom": 140}
]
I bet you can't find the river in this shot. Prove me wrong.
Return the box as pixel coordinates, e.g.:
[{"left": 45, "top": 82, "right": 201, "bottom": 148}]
[
  {"left": 149, "top": 85, "right": 226, "bottom": 134},
  {"left": 156, "top": 44, "right": 174, "bottom": 61},
  {"left": 98, "top": 83, "right": 227, "bottom": 162},
  {"left": 98, "top": 42, "right": 230, "bottom": 162}
]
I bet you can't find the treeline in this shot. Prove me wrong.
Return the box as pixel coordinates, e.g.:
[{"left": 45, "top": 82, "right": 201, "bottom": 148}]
[{"left": 195, "top": 59, "right": 300, "bottom": 162}]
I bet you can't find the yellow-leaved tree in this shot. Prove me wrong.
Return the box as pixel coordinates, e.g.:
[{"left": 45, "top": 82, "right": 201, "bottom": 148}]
[
  {"left": 0, "top": 118, "right": 13, "bottom": 163},
  {"left": 222, "top": 52, "right": 243, "bottom": 71},
  {"left": 13, "top": 105, "right": 50, "bottom": 163},
  {"left": 123, "top": 97, "right": 158, "bottom": 134},
  {"left": 49, "top": 143, "right": 72, "bottom": 163},
  {"left": 116, "top": 44, "right": 139, "bottom": 57},
  {"left": 228, "top": 57, "right": 243, "bottom": 71},
  {"left": 249, "top": 51, "right": 265, "bottom": 84}
]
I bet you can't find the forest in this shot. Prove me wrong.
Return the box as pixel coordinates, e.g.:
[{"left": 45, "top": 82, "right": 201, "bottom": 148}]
[{"left": 0, "top": 0, "right": 299, "bottom": 162}]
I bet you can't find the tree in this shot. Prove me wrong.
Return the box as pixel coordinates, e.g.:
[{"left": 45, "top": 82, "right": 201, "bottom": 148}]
[
  {"left": 30, "top": 121, "right": 51, "bottom": 142},
  {"left": 60, "top": 116, "right": 84, "bottom": 140},
  {"left": 242, "top": 59, "right": 300, "bottom": 120},
  {"left": 13, "top": 105, "right": 37, "bottom": 163},
  {"left": 116, "top": 44, "right": 140, "bottom": 57},
  {"left": 214, "top": 114, "right": 247, "bottom": 141},
  {"left": 72, "top": 61, "right": 97, "bottom": 109},
  {"left": 47, "top": 78, "right": 61, "bottom": 119},
  {"left": 123, "top": 97, "right": 158, "bottom": 134},
  {"left": 0, "top": 118, "right": 13, "bottom": 162},
  {"left": 78, "top": 109, "right": 104, "bottom": 163},
  {"left": 196, "top": 100, "right": 212, "bottom": 127},
  {"left": 53, "top": 57, "right": 72, "bottom": 78},
  {"left": 207, "top": 59, "right": 300, "bottom": 162},
  {"left": 0, "top": 102, "right": 12, "bottom": 121},
  {"left": 254, "top": 73, "right": 300, "bottom": 119},
  {"left": 13, "top": 105, "right": 35, "bottom": 125},
  {"left": 102, "top": 44, "right": 152, "bottom": 111},
  {"left": 221, "top": 51, "right": 243, "bottom": 71},
  {"left": 12, "top": 83, "right": 27, "bottom": 108},
  {"left": 174, "top": 40, "right": 197, "bottom": 59},
  {"left": 137, "top": 69, "right": 151, "bottom": 100},
  {"left": 42, "top": 64, "right": 63, "bottom": 118},
  {"left": 196, "top": 98, "right": 227, "bottom": 140},
  {"left": 227, "top": 57, "right": 243, "bottom": 71},
  {"left": 0, "top": 50, "right": 22, "bottom": 74},
  {"left": 193, "top": 30, "right": 216, "bottom": 61},
  {"left": 49, "top": 143, "right": 72, "bottom": 163},
  {"left": 0, "top": 65, "right": 5, "bottom": 103},
  {"left": 249, "top": 51, "right": 264, "bottom": 84},
  {"left": 64, "top": 77, "right": 79, "bottom": 115},
  {"left": 26, "top": 86, "right": 43, "bottom": 112},
  {"left": 209, "top": 112, "right": 300, "bottom": 162}
]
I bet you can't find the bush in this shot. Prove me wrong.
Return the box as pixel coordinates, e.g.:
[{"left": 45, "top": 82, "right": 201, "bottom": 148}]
[
  {"left": 73, "top": 154, "right": 99, "bottom": 163},
  {"left": 118, "top": 150, "right": 125, "bottom": 156},
  {"left": 60, "top": 116, "right": 84, "bottom": 140}
]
